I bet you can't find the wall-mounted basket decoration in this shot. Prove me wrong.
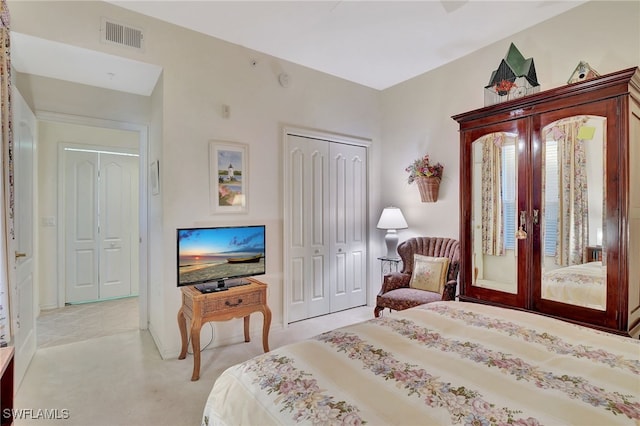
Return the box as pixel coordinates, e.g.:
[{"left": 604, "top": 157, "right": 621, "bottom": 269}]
[
  {"left": 484, "top": 43, "right": 540, "bottom": 106},
  {"left": 406, "top": 154, "right": 443, "bottom": 203},
  {"left": 416, "top": 176, "right": 440, "bottom": 202}
]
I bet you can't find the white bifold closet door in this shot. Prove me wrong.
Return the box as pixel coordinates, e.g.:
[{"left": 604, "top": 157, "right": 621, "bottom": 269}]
[
  {"left": 64, "top": 148, "right": 139, "bottom": 303},
  {"left": 286, "top": 134, "right": 367, "bottom": 323}
]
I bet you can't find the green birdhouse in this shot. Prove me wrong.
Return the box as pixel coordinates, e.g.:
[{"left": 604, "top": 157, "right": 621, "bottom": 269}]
[{"left": 484, "top": 43, "right": 540, "bottom": 106}]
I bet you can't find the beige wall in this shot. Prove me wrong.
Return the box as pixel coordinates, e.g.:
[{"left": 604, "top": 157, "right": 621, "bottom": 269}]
[
  {"left": 379, "top": 0, "right": 640, "bottom": 243},
  {"left": 9, "top": 1, "right": 381, "bottom": 357}
]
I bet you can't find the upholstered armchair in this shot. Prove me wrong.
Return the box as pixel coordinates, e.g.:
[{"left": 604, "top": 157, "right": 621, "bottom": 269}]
[{"left": 374, "top": 237, "right": 460, "bottom": 317}]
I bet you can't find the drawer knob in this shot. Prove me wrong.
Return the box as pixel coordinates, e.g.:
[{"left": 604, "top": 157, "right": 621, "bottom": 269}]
[{"left": 225, "top": 298, "right": 243, "bottom": 307}]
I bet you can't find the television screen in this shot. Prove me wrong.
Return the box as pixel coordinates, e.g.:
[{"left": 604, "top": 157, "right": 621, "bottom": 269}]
[{"left": 177, "top": 225, "right": 265, "bottom": 290}]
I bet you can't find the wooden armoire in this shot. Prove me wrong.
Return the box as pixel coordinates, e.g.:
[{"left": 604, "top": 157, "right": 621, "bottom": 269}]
[{"left": 453, "top": 67, "right": 640, "bottom": 337}]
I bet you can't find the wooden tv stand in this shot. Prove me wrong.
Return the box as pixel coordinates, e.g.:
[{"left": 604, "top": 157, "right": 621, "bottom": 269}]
[{"left": 177, "top": 277, "right": 271, "bottom": 381}]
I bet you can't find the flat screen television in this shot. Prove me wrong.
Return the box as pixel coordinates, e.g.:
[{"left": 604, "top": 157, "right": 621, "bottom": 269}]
[{"left": 177, "top": 225, "right": 265, "bottom": 293}]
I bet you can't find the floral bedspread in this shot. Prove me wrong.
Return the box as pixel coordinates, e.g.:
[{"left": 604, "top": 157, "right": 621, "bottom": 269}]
[
  {"left": 542, "top": 261, "right": 606, "bottom": 309},
  {"left": 202, "top": 301, "right": 639, "bottom": 425}
]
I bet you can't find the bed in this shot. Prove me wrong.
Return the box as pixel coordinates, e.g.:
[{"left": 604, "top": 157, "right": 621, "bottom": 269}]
[
  {"left": 542, "top": 261, "right": 606, "bottom": 310},
  {"left": 202, "top": 301, "right": 639, "bottom": 425}
]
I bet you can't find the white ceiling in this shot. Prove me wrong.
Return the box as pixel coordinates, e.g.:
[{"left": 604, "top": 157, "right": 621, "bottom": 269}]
[{"left": 11, "top": 1, "right": 586, "bottom": 94}]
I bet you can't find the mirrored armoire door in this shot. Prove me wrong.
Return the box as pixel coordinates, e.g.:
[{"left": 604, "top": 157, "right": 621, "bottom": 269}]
[
  {"left": 463, "top": 119, "right": 529, "bottom": 309},
  {"left": 531, "top": 99, "right": 619, "bottom": 328}
]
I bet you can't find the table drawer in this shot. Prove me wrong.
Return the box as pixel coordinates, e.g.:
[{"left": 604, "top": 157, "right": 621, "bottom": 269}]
[{"left": 203, "top": 291, "right": 262, "bottom": 313}]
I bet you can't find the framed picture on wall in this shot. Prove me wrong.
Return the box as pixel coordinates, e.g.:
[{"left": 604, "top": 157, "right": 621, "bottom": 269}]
[
  {"left": 150, "top": 160, "right": 160, "bottom": 195},
  {"left": 210, "top": 141, "right": 248, "bottom": 214}
]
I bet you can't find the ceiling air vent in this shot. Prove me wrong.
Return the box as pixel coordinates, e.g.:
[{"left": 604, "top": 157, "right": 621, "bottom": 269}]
[{"left": 101, "top": 17, "right": 144, "bottom": 50}]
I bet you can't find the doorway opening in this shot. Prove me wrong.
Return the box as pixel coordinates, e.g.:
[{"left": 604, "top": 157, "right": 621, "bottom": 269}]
[{"left": 38, "top": 112, "right": 149, "bottom": 332}]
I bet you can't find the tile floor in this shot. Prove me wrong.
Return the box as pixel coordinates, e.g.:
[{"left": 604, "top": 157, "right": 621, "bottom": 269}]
[{"left": 15, "top": 298, "right": 373, "bottom": 426}]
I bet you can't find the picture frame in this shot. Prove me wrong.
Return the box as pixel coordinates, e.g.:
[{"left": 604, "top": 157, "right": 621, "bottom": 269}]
[
  {"left": 210, "top": 141, "right": 248, "bottom": 214},
  {"left": 150, "top": 160, "right": 160, "bottom": 195}
]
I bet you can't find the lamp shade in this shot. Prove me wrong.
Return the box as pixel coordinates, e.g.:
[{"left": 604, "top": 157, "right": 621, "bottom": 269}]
[{"left": 376, "top": 207, "right": 408, "bottom": 230}]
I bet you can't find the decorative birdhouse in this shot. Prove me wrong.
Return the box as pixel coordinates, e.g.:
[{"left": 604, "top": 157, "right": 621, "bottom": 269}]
[
  {"left": 567, "top": 61, "right": 600, "bottom": 84},
  {"left": 484, "top": 43, "right": 540, "bottom": 106}
]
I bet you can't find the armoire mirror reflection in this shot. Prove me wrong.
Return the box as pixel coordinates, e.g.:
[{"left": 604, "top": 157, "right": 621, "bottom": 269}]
[
  {"left": 471, "top": 132, "right": 519, "bottom": 294},
  {"left": 539, "top": 115, "right": 606, "bottom": 310},
  {"left": 470, "top": 116, "right": 607, "bottom": 309}
]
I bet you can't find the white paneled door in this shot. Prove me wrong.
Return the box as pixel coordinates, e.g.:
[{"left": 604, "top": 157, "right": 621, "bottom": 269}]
[
  {"left": 64, "top": 148, "right": 138, "bottom": 303},
  {"left": 12, "top": 88, "right": 37, "bottom": 387},
  {"left": 285, "top": 132, "right": 368, "bottom": 323},
  {"left": 286, "top": 136, "right": 330, "bottom": 322},
  {"left": 329, "top": 142, "right": 367, "bottom": 312}
]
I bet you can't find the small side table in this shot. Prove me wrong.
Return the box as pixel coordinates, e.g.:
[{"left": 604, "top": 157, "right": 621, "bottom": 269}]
[
  {"left": 177, "top": 278, "right": 271, "bottom": 381},
  {"left": 584, "top": 246, "right": 603, "bottom": 263},
  {"left": 377, "top": 256, "right": 402, "bottom": 275}
]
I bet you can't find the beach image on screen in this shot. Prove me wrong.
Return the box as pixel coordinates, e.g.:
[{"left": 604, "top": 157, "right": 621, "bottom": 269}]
[{"left": 177, "top": 226, "right": 265, "bottom": 285}]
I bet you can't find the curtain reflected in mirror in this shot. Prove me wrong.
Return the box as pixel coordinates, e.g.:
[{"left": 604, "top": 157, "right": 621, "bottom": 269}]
[
  {"left": 540, "top": 116, "right": 606, "bottom": 310},
  {"left": 471, "top": 132, "right": 518, "bottom": 294}
]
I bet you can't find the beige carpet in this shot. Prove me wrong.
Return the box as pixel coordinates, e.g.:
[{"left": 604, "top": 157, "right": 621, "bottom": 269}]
[
  {"left": 15, "top": 300, "right": 372, "bottom": 426},
  {"left": 36, "top": 297, "right": 139, "bottom": 348}
]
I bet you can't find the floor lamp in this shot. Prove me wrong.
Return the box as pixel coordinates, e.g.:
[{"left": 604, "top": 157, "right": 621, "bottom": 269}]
[{"left": 376, "top": 207, "right": 408, "bottom": 258}]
